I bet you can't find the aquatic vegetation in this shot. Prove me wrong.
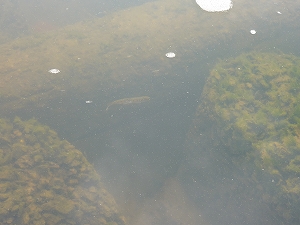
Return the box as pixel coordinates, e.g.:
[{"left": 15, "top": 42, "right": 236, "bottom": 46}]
[
  {"left": 196, "top": 52, "right": 300, "bottom": 223},
  {"left": 0, "top": 117, "right": 125, "bottom": 225}
]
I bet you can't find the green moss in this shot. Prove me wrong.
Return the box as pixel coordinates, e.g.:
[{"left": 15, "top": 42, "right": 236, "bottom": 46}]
[
  {"left": 0, "top": 119, "right": 13, "bottom": 136},
  {"left": 45, "top": 195, "right": 75, "bottom": 215},
  {"left": 0, "top": 117, "right": 125, "bottom": 225},
  {"left": 201, "top": 52, "right": 300, "bottom": 222},
  {"left": 33, "top": 154, "right": 43, "bottom": 163},
  {"left": 286, "top": 156, "right": 300, "bottom": 174},
  {"left": 0, "top": 150, "right": 12, "bottom": 166},
  {"left": 13, "top": 116, "right": 25, "bottom": 130},
  {"left": 289, "top": 105, "right": 300, "bottom": 125},
  {"left": 289, "top": 66, "right": 300, "bottom": 79}
]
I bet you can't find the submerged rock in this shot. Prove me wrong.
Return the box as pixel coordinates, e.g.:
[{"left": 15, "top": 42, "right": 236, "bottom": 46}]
[
  {"left": 180, "top": 52, "right": 300, "bottom": 225},
  {"left": 0, "top": 117, "right": 126, "bottom": 225}
]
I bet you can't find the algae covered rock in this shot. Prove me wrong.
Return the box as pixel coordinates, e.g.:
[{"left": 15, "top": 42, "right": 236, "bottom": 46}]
[
  {"left": 181, "top": 52, "right": 300, "bottom": 224},
  {"left": 0, "top": 117, "right": 125, "bottom": 225}
]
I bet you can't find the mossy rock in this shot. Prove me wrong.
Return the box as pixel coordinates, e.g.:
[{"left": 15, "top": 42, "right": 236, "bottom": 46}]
[
  {"left": 0, "top": 117, "right": 125, "bottom": 225},
  {"left": 198, "top": 51, "right": 300, "bottom": 223},
  {"left": 42, "top": 195, "right": 75, "bottom": 215}
]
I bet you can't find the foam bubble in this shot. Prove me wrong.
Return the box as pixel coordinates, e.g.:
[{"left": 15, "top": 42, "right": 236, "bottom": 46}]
[
  {"left": 166, "top": 52, "right": 176, "bottom": 58},
  {"left": 196, "top": 0, "right": 233, "bottom": 12},
  {"left": 48, "top": 69, "right": 60, "bottom": 74}
]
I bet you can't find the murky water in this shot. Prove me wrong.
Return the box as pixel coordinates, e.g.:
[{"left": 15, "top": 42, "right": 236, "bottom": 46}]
[{"left": 1, "top": 0, "right": 300, "bottom": 224}]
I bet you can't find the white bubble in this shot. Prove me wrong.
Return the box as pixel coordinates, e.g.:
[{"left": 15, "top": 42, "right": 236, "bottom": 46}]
[
  {"left": 196, "top": 0, "right": 233, "bottom": 12},
  {"left": 166, "top": 52, "right": 176, "bottom": 58},
  {"left": 48, "top": 69, "right": 60, "bottom": 74},
  {"left": 250, "top": 30, "right": 256, "bottom": 35}
]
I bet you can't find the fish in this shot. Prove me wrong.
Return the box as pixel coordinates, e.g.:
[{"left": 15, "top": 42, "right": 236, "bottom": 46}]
[{"left": 106, "top": 96, "right": 150, "bottom": 111}]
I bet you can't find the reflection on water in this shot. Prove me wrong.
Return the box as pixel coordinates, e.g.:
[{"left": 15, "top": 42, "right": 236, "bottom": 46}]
[{"left": 0, "top": 0, "right": 300, "bottom": 224}]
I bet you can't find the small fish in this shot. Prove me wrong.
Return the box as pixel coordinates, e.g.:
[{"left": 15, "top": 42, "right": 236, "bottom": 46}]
[{"left": 106, "top": 96, "right": 150, "bottom": 111}]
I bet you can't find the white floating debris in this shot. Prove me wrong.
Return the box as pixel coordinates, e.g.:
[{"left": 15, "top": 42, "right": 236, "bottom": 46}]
[
  {"left": 250, "top": 30, "right": 256, "bottom": 35},
  {"left": 85, "top": 100, "right": 93, "bottom": 104},
  {"left": 48, "top": 69, "right": 60, "bottom": 74},
  {"left": 276, "top": 11, "right": 282, "bottom": 14},
  {"left": 196, "top": 0, "right": 233, "bottom": 12},
  {"left": 166, "top": 52, "right": 176, "bottom": 58}
]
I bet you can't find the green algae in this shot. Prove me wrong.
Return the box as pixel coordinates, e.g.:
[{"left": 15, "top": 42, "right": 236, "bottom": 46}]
[
  {"left": 198, "top": 51, "right": 300, "bottom": 223},
  {"left": 43, "top": 195, "right": 75, "bottom": 215},
  {"left": 0, "top": 117, "right": 125, "bottom": 225}
]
